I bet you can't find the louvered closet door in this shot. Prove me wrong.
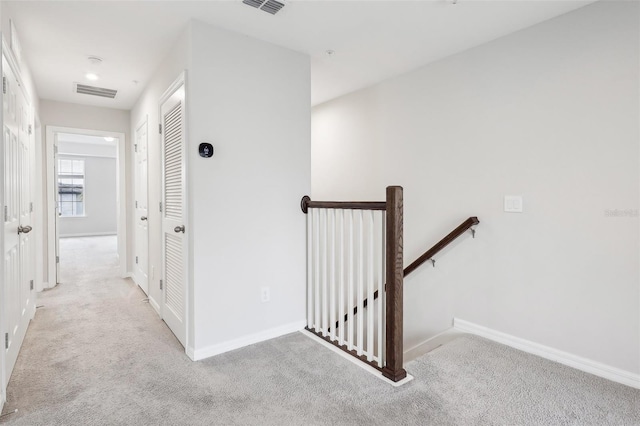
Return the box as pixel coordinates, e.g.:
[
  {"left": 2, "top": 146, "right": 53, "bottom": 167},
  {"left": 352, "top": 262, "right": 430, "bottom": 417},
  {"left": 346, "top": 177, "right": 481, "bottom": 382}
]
[{"left": 160, "top": 82, "right": 186, "bottom": 347}]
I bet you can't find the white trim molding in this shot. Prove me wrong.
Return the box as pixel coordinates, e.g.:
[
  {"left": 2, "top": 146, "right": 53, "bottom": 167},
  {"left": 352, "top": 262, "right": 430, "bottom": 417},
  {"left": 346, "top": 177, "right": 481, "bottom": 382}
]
[
  {"left": 453, "top": 318, "right": 640, "bottom": 389},
  {"left": 45, "top": 126, "right": 128, "bottom": 286},
  {"left": 59, "top": 232, "right": 117, "bottom": 238},
  {"left": 189, "top": 320, "right": 306, "bottom": 361}
]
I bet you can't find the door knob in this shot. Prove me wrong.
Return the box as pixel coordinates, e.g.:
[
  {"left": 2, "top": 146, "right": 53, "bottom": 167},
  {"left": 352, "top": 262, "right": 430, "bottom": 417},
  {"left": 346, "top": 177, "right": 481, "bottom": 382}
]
[
  {"left": 18, "top": 225, "right": 32, "bottom": 234},
  {"left": 141, "top": 216, "right": 148, "bottom": 221},
  {"left": 174, "top": 225, "right": 185, "bottom": 233}
]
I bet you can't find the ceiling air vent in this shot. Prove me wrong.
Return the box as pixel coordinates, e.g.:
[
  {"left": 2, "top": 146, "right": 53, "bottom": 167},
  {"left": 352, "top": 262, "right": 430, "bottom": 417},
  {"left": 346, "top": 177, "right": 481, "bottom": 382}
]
[
  {"left": 243, "top": 0, "right": 285, "bottom": 15},
  {"left": 75, "top": 83, "right": 117, "bottom": 99}
]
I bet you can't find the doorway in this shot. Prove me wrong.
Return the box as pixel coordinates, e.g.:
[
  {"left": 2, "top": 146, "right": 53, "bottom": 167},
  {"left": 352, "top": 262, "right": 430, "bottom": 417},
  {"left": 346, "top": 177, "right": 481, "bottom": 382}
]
[{"left": 45, "top": 127, "right": 126, "bottom": 288}]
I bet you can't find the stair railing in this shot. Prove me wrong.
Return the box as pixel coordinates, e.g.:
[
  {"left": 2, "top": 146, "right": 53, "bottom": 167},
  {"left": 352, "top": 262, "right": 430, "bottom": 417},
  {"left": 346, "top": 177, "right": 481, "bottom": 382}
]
[
  {"left": 301, "top": 187, "right": 478, "bottom": 383},
  {"left": 341, "top": 216, "right": 480, "bottom": 338},
  {"left": 300, "top": 186, "right": 406, "bottom": 382}
]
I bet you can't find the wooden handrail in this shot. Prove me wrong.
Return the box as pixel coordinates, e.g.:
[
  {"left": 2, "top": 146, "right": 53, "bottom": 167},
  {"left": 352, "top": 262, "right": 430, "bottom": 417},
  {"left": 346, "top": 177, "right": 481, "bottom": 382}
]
[
  {"left": 333, "top": 216, "right": 479, "bottom": 331},
  {"left": 404, "top": 216, "right": 479, "bottom": 277},
  {"left": 300, "top": 196, "right": 386, "bottom": 213}
]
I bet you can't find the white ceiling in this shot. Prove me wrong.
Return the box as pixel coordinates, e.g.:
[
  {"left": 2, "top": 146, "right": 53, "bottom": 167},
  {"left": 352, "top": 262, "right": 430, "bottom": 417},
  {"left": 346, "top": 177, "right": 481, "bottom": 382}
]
[
  {"left": 4, "top": 0, "right": 595, "bottom": 110},
  {"left": 57, "top": 133, "right": 117, "bottom": 145}
]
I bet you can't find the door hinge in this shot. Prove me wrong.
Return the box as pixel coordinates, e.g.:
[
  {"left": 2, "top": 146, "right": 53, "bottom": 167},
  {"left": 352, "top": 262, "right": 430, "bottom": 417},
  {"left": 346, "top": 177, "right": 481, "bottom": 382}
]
[
  {"left": 135, "top": 200, "right": 138, "bottom": 208},
  {"left": 30, "top": 279, "right": 34, "bottom": 291},
  {"left": 28, "top": 125, "right": 32, "bottom": 135},
  {"left": 2, "top": 76, "right": 6, "bottom": 95},
  {"left": 4, "top": 205, "right": 7, "bottom": 221},
  {"left": 5, "top": 333, "right": 8, "bottom": 349},
  {"left": 158, "top": 124, "right": 162, "bottom": 135},
  {"left": 135, "top": 256, "right": 138, "bottom": 265},
  {"left": 56, "top": 255, "right": 60, "bottom": 264},
  {"left": 29, "top": 202, "right": 33, "bottom": 213},
  {"left": 159, "top": 202, "right": 162, "bottom": 212},
  {"left": 160, "top": 279, "right": 163, "bottom": 290},
  {"left": 54, "top": 145, "right": 58, "bottom": 155},
  {"left": 134, "top": 144, "right": 138, "bottom": 153}
]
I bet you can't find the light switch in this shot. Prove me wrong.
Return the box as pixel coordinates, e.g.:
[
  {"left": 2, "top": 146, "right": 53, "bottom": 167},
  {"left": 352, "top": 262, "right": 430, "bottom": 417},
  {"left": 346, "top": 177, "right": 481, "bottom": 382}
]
[{"left": 504, "top": 195, "right": 523, "bottom": 213}]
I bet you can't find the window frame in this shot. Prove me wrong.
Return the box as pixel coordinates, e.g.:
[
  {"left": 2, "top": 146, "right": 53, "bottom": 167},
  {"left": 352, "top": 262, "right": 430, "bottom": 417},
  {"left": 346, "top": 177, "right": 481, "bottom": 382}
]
[{"left": 57, "top": 157, "right": 86, "bottom": 218}]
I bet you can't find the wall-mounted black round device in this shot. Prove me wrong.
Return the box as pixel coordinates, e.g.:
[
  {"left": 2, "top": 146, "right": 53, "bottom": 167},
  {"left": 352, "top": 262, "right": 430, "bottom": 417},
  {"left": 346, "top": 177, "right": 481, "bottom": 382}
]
[{"left": 199, "top": 143, "right": 214, "bottom": 158}]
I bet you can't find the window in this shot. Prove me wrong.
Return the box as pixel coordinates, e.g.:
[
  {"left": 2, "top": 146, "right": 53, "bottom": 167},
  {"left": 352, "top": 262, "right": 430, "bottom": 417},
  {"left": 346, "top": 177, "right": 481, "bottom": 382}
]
[{"left": 58, "top": 158, "right": 85, "bottom": 217}]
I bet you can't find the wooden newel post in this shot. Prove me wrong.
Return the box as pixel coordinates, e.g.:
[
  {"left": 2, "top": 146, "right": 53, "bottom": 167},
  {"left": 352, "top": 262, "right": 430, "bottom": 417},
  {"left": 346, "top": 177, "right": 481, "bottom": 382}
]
[{"left": 382, "top": 186, "right": 407, "bottom": 382}]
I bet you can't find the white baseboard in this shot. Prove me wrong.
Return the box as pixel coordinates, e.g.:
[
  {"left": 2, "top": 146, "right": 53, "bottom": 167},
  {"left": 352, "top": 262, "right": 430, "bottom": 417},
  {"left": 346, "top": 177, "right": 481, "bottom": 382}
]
[
  {"left": 149, "top": 297, "right": 160, "bottom": 316},
  {"left": 403, "top": 328, "right": 464, "bottom": 363},
  {"left": 191, "top": 320, "right": 306, "bottom": 361},
  {"left": 453, "top": 318, "right": 640, "bottom": 389},
  {"left": 42, "top": 281, "right": 59, "bottom": 290},
  {"left": 59, "top": 232, "right": 117, "bottom": 238},
  {"left": 300, "top": 329, "right": 414, "bottom": 387},
  {"left": 186, "top": 346, "right": 195, "bottom": 361}
]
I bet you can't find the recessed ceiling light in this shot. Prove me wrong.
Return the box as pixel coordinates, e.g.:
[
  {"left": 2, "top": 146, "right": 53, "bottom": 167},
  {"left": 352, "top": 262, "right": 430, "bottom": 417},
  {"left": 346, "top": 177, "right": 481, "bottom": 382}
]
[
  {"left": 104, "top": 137, "right": 114, "bottom": 142},
  {"left": 85, "top": 73, "right": 99, "bottom": 81}
]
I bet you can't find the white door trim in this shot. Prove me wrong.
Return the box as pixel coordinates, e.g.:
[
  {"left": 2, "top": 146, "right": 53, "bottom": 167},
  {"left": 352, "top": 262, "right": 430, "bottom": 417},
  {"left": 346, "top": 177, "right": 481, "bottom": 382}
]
[{"left": 45, "top": 126, "right": 127, "bottom": 286}]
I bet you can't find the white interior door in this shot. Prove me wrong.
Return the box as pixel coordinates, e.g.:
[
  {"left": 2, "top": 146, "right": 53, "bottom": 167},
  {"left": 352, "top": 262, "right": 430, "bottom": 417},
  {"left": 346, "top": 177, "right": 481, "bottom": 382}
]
[
  {"left": 53, "top": 134, "right": 60, "bottom": 285},
  {"left": 3, "top": 53, "right": 35, "bottom": 386},
  {"left": 134, "top": 120, "right": 149, "bottom": 294},
  {"left": 160, "top": 80, "right": 186, "bottom": 347}
]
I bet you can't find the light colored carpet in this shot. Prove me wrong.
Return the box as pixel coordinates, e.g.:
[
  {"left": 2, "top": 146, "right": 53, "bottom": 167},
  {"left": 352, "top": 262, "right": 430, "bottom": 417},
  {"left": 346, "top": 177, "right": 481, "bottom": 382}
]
[{"left": 1, "top": 236, "right": 638, "bottom": 425}]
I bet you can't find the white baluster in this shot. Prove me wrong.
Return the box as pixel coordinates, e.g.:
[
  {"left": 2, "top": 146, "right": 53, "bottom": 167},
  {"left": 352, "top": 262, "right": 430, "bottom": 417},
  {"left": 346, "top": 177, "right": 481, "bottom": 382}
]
[
  {"left": 329, "top": 209, "right": 336, "bottom": 341},
  {"left": 357, "top": 210, "right": 364, "bottom": 356},
  {"left": 306, "top": 208, "right": 313, "bottom": 329},
  {"left": 380, "top": 210, "right": 386, "bottom": 366},
  {"left": 367, "top": 210, "right": 374, "bottom": 361},
  {"left": 321, "top": 209, "right": 328, "bottom": 336},
  {"left": 347, "top": 209, "right": 354, "bottom": 351},
  {"left": 313, "top": 208, "right": 320, "bottom": 332},
  {"left": 338, "top": 209, "right": 345, "bottom": 346}
]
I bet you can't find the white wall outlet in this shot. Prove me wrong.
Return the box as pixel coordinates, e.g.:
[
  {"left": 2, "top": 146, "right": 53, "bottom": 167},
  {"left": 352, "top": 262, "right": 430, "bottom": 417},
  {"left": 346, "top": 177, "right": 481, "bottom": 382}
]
[
  {"left": 504, "top": 195, "right": 523, "bottom": 213},
  {"left": 261, "top": 286, "right": 270, "bottom": 303}
]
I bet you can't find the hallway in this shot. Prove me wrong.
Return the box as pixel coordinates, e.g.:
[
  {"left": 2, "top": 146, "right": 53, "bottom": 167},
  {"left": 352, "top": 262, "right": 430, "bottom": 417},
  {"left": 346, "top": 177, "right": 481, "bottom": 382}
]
[{"left": 1, "top": 236, "right": 186, "bottom": 423}]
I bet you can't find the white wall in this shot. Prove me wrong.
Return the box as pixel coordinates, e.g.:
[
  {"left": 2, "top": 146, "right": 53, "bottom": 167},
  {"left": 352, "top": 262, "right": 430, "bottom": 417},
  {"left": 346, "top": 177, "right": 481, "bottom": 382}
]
[
  {"left": 38, "top": 100, "right": 130, "bottom": 280},
  {"left": 188, "top": 21, "right": 310, "bottom": 356},
  {"left": 130, "top": 26, "right": 190, "bottom": 317},
  {"left": 57, "top": 140, "right": 117, "bottom": 237},
  {"left": 131, "top": 21, "right": 310, "bottom": 357},
  {"left": 312, "top": 1, "right": 639, "bottom": 375}
]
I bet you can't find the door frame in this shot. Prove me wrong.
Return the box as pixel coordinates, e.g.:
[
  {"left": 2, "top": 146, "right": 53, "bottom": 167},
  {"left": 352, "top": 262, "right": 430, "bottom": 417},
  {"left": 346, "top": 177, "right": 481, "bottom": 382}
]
[{"left": 45, "top": 126, "right": 127, "bottom": 287}]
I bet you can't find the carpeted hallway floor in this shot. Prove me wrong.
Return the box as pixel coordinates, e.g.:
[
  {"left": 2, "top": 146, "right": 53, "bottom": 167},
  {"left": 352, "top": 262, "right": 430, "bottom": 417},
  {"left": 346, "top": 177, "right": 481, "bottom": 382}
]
[{"left": 1, "top": 236, "right": 638, "bottom": 425}]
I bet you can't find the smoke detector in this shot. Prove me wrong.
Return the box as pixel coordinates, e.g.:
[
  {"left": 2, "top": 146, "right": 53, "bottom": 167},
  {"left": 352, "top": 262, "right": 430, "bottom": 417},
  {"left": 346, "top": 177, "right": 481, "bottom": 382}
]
[{"left": 87, "top": 56, "right": 103, "bottom": 66}]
